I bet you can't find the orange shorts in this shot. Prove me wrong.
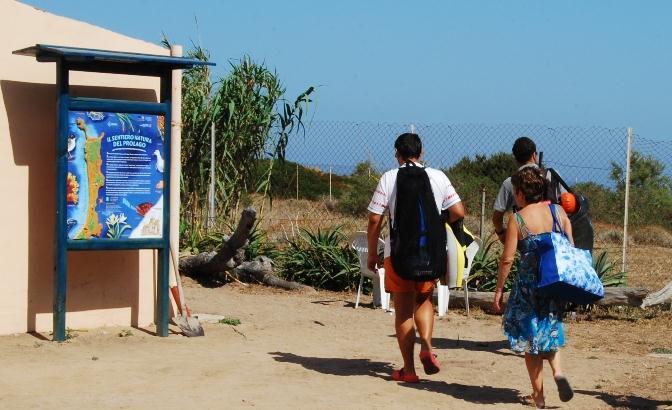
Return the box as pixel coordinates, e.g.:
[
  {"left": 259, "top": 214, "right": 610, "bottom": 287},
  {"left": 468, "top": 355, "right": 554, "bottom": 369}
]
[{"left": 383, "top": 257, "right": 436, "bottom": 294}]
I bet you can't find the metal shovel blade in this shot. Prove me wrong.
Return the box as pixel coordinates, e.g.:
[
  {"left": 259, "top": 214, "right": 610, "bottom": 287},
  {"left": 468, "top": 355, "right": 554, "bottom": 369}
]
[{"left": 173, "top": 314, "right": 204, "bottom": 337}]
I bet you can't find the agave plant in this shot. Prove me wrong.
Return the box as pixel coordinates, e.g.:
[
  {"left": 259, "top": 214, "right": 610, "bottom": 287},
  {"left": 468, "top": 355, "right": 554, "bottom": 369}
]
[
  {"left": 278, "top": 226, "right": 360, "bottom": 291},
  {"left": 592, "top": 250, "right": 626, "bottom": 287},
  {"left": 244, "top": 223, "right": 279, "bottom": 261},
  {"left": 467, "top": 236, "right": 518, "bottom": 292}
]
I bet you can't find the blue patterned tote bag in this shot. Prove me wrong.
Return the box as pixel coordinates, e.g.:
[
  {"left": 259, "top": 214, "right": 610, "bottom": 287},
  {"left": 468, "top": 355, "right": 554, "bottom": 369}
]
[{"left": 536, "top": 204, "right": 604, "bottom": 304}]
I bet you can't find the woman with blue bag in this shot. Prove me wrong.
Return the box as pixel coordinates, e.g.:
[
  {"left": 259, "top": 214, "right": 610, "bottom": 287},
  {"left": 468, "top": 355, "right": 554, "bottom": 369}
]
[{"left": 492, "top": 167, "right": 574, "bottom": 408}]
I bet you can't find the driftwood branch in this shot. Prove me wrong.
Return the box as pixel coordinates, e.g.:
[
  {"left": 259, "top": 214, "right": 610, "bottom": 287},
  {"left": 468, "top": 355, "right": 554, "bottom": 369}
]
[
  {"left": 438, "top": 287, "right": 651, "bottom": 311},
  {"left": 595, "top": 287, "right": 649, "bottom": 307},
  {"left": 641, "top": 281, "right": 672, "bottom": 308},
  {"left": 234, "top": 256, "right": 316, "bottom": 293},
  {"left": 179, "top": 208, "right": 257, "bottom": 277},
  {"left": 432, "top": 290, "right": 507, "bottom": 310},
  {"left": 178, "top": 207, "right": 314, "bottom": 293}
]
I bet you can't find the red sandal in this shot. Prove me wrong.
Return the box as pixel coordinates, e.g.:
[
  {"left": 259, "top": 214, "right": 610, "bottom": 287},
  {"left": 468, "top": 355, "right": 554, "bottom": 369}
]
[
  {"left": 391, "top": 368, "right": 420, "bottom": 383},
  {"left": 419, "top": 350, "right": 440, "bottom": 375}
]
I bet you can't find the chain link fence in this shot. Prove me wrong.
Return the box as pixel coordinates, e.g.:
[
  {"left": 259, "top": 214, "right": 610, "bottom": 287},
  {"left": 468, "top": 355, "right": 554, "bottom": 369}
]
[
  {"left": 249, "top": 121, "right": 672, "bottom": 287},
  {"left": 634, "top": 136, "right": 672, "bottom": 179}
]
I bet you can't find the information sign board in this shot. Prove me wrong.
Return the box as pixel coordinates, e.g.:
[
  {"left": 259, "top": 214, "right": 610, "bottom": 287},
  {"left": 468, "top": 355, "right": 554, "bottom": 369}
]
[{"left": 66, "top": 111, "right": 165, "bottom": 240}]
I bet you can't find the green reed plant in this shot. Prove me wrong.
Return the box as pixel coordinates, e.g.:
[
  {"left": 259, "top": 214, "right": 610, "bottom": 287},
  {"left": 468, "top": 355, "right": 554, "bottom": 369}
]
[{"left": 162, "top": 39, "right": 315, "bottom": 248}]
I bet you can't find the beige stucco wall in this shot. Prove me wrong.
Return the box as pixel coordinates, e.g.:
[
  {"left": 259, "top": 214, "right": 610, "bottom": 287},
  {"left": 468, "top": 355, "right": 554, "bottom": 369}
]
[{"left": 0, "top": 0, "right": 170, "bottom": 334}]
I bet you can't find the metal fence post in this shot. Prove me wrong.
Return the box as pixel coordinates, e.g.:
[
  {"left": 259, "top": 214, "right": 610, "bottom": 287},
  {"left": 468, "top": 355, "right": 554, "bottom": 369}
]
[
  {"left": 479, "top": 186, "right": 486, "bottom": 239},
  {"left": 296, "top": 163, "right": 299, "bottom": 200},
  {"left": 329, "top": 165, "right": 332, "bottom": 202},
  {"left": 622, "top": 127, "right": 633, "bottom": 274}
]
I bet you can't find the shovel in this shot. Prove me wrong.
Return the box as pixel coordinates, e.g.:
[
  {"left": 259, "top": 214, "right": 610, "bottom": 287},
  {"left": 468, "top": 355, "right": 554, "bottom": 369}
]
[{"left": 169, "top": 244, "right": 204, "bottom": 337}]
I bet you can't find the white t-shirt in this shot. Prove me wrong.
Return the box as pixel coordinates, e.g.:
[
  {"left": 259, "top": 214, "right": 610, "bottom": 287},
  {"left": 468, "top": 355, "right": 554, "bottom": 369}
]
[{"left": 367, "top": 162, "right": 461, "bottom": 257}]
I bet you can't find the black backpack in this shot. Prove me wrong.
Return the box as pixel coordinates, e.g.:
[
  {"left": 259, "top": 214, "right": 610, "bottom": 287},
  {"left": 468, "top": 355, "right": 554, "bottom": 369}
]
[
  {"left": 545, "top": 167, "right": 594, "bottom": 252},
  {"left": 390, "top": 162, "right": 447, "bottom": 281}
]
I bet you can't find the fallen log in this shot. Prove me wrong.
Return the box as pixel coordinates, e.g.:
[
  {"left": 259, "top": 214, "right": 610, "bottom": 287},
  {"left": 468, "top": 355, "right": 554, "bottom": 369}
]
[
  {"left": 595, "top": 287, "right": 649, "bottom": 307},
  {"left": 432, "top": 290, "right": 508, "bottom": 310},
  {"left": 179, "top": 207, "right": 313, "bottom": 292},
  {"left": 179, "top": 207, "right": 257, "bottom": 277},
  {"left": 234, "top": 257, "right": 316, "bottom": 293},
  {"left": 436, "top": 286, "right": 650, "bottom": 311},
  {"left": 641, "top": 281, "right": 672, "bottom": 308}
]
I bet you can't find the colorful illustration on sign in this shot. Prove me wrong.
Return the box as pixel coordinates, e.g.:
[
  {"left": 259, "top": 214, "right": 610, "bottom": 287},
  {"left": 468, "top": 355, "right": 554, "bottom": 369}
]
[
  {"left": 66, "top": 172, "right": 79, "bottom": 205},
  {"left": 66, "top": 111, "right": 165, "bottom": 240}
]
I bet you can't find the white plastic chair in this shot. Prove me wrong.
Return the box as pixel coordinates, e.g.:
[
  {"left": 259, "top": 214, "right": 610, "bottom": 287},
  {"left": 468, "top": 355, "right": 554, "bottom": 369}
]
[
  {"left": 351, "top": 232, "right": 390, "bottom": 310},
  {"left": 438, "top": 237, "right": 482, "bottom": 317}
]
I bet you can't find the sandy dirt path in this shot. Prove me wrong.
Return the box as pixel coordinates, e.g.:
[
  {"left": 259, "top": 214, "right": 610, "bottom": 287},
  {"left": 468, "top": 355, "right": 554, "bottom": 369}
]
[{"left": 1, "top": 281, "right": 671, "bottom": 409}]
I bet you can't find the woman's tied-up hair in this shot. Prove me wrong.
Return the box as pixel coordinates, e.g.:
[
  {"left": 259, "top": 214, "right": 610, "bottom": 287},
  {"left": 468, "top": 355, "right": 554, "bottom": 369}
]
[{"left": 511, "top": 167, "right": 546, "bottom": 204}]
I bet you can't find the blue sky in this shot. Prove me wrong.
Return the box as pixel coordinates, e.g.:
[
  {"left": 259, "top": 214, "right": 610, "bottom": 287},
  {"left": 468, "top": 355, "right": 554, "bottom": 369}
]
[{"left": 24, "top": 0, "right": 672, "bottom": 140}]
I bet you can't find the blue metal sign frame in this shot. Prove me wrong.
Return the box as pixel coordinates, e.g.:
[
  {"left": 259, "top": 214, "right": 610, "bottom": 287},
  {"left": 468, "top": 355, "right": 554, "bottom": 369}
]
[{"left": 16, "top": 45, "right": 214, "bottom": 341}]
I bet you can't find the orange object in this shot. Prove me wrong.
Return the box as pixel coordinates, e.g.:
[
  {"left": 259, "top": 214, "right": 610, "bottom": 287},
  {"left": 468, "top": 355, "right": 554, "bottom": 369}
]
[
  {"left": 383, "top": 257, "right": 435, "bottom": 294},
  {"left": 560, "top": 192, "right": 578, "bottom": 214}
]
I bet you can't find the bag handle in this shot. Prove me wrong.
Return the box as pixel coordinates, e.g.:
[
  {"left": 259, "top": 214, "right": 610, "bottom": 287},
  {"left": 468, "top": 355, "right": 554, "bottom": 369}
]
[{"left": 549, "top": 203, "right": 564, "bottom": 235}]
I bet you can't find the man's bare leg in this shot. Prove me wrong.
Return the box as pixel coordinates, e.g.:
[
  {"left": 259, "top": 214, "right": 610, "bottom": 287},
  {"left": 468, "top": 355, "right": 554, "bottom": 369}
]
[
  {"left": 394, "top": 291, "right": 417, "bottom": 375},
  {"left": 414, "top": 291, "right": 434, "bottom": 352}
]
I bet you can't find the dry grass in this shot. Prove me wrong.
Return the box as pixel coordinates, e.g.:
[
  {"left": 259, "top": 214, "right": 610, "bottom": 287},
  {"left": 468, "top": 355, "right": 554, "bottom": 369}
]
[
  {"left": 625, "top": 245, "right": 672, "bottom": 291},
  {"left": 631, "top": 225, "right": 672, "bottom": 248},
  {"left": 251, "top": 196, "right": 365, "bottom": 241},
  {"left": 568, "top": 307, "right": 672, "bottom": 405},
  {"left": 594, "top": 221, "right": 630, "bottom": 245},
  {"left": 594, "top": 221, "right": 672, "bottom": 249}
]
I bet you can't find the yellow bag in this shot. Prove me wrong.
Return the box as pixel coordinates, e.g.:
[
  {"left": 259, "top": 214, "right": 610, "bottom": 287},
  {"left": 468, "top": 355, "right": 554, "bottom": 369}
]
[{"left": 444, "top": 224, "right": 475, "bottom": 289}]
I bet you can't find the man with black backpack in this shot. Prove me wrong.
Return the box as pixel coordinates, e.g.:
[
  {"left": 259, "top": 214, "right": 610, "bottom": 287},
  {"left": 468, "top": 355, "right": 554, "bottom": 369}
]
[
  {"left": 492, "top": 136, "right": 594, "bottom": 251},
  {"left": 367, "top": 132, "right": 465, "bottom": 383},
  {"left": 492, "top": 137, "right": 566, "bottom": 244}
]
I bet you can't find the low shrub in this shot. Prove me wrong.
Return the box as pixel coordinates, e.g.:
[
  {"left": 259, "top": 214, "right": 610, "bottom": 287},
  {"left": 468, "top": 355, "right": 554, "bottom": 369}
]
[
  {"left": 245, "top": 224, "right": 279, "bottom": 260},
  {"left": 468, "top": 240, "right": 626, "bottom": 291},
  {"left": 337, "top": 161, "right": 380, "bottom": 216},
  {"left": 573, "top": 182, "right": 622, "bottom": 226},
  {"left": 337, "top": 175, "right": 378, "bottom": 216},
  {"left": 444, "top": 152, "right": 518, "bottom": 214},
  {"left": 592, "top": 250, "right": 626, "bottom": 287},
  {"left": 251, "top": 159, "right": 348, "bottom": 201},
  {"left": 467, "top": 237, "right": 518, "bottom": 292},
  {"left": 277, "top": 226, "right": 361, "bottom": 291},
  {"left": 219, "top": 317, "right": 241, "bottom": 326},
  {"left": 181, "top": 230, "right": 229, "bottom": 255},
  {"left": 595, "top": 226, "right": 628, "bottom": 245},
  {"left": 630, "top": 225, "right": 672, "bottom": 248}
]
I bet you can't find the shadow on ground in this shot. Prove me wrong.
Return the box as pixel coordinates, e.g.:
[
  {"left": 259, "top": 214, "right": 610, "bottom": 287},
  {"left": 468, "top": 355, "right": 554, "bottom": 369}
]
[
  {"left": 270, "top": 351, "right": 522, "bottom": 406},
  {"left": 575, "top": 389, "right": 672, "bottom": 409},
  {"left": 399, "top": 379, "right": 522, "bottom": 405},
  {"left": 184, "top": 273, "right": 228, "bottom": 288},
  {"left": 270, "top": 351, "right": 392, "bottom": 380},
  {"left": 433, "top": 337, "right": 518, "bottom": 357}
]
